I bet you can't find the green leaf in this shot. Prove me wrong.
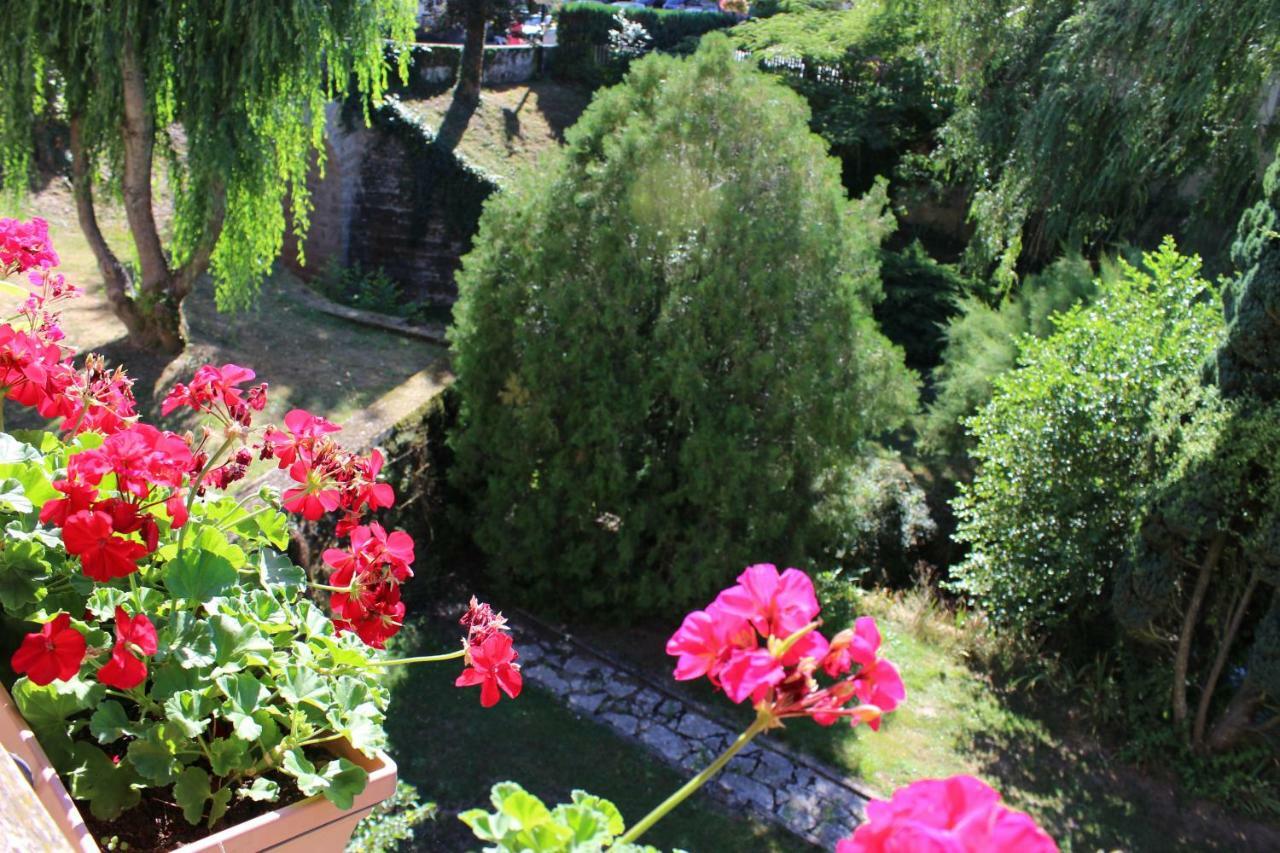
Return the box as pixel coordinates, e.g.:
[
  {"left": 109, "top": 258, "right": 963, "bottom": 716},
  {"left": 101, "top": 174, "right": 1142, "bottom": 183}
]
[
  {"left": 0, "top": 539, "right": 47, "bottom": 611},
  {"left": 0, "top": 477, "right": 33, "bottom": 513},
  {"left": 208, "top": 737, "right": 253, "bottom": 776},
  {"left": 126, "top": 725, "right": 183, "bottom": 784},
  {"left": 216, "top": 672, "right": 266, "bottom": 740},
  {"left": 209, "top": 786, "right": 233, "bottom": 827},
  {"left": 238, "top": 777, "right": 280, "bottom": 802},
  {"left": 166, "top": 613, "right": 217, "bottom": 670},
  {"left": 320, "top": 758, "right": 368, "bottom": 810},
  {"left": 281, "top": 749, "right": 328, "bottom": 797},
  {"left": 67, "top": 742, "right": 141, "bottom": 820},
  {"left": 13, "top": 677, "right": 105, "bottom": 769},
  {"left": 163, "top": 690, "right": 215, "bottom": 739},
  {"left": 0, "top": 433, "right": 42, "bottom": 464},
  {"left": 164, "top": 549, "right": 237, "bottom": 602},
  {"left": 150, "top": 663, "right": 201, "bottom": 701},
  {"left": 569, "top": 790, "right": 624, "bottom": 837},
  {"left": 210, "top": 614, "right": 273, "bottom": 672},
  {"left": 174, "top": 766, "right": 212, "bottom": 825},
  {"left": 499, "top": 785, "right": 553, "bottom": 830},
  {"left": 86, "top": 586, "right": 167, "bottom": 622},
  {"left": 256, "top": 547, "right": 305, "bottom": 588},
  {"left": 459, "top": 808, "right": 510, "bottom": 843},
  {"left": 276, "top": 665, "right": 329, "bottom": 707},
  {"left": 253, "top": 510, "right": 291, "bottom": 550},
  {"left": 89, "top": 700, "right": 144, "bottom": 744}
]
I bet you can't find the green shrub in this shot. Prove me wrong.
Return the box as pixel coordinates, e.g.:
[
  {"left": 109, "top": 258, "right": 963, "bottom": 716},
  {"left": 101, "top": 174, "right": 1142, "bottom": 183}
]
[
  {"left": 950, "top": 239, "right": 1223, "bottom": 635},
  {"left": 875, "top": 241, "right": 977, "bottom": 372},
  {"left": 920, "top": 254, "right": 1097, "bottom": 461},
  {"left": 449, "top": 37, "right": 916, "bottom": 617},
  {"left": 551, "top": 1, "right": 737, "bottom": 84}
]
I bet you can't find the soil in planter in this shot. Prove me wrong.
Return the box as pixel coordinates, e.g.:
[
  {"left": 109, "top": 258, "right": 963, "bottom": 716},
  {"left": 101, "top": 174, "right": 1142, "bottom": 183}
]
[{"left": 83, "top": 770, "right": 302, "bottom": 851}]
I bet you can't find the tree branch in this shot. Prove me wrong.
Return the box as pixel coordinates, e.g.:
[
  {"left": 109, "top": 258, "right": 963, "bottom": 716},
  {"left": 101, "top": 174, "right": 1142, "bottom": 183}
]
[
  {"left": 1194, "top": 560, "right": 1261, "bottom": 748},
  {"left": 118, "top": 32, "right": 170, "bottom": 294},
  {"left": 69, "top": 114, "right": 143, "bottom": 336},
  {"left": 1173, "top": 534, "right": 1224, "bottom": 728}
]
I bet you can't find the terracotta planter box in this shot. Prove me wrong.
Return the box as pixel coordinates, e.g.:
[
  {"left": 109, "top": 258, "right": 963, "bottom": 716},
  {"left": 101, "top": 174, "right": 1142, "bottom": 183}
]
[{"left": 0, "top": 682, "right": 397, "bottom": 852}]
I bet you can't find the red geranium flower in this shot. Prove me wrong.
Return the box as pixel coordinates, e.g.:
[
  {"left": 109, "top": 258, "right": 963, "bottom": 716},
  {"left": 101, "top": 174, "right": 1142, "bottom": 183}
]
[
  {"left": 456, "top": 632, "right": 523, "bottom": 707},
  {"left": 97, "top": 607, "right": 157, "bottom": 690},
  {"left": 11, "top": 614, "right": 86, "bottom": 686},
  {"left": 61, "top": 509, "right": 148, "bottom": 581}
]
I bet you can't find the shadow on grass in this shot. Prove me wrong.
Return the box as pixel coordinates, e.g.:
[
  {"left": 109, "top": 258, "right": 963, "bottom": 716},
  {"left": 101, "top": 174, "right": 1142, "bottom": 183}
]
[{"left": 382, "top": 619, "right": 815, "bottom": 853}]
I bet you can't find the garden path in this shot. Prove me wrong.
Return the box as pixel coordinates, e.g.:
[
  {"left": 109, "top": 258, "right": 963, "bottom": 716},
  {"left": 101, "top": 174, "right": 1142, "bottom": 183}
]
[{"left": 509, "top": 611, "right": 871, "bottom": 849}]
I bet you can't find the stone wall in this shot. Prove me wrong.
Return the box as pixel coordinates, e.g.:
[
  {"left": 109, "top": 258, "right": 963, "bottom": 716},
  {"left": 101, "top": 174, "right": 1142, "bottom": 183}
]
[
  {"left": 281, "top": 102, "right": 496, "bottom": 305},
  {"left": 408, "top": 44, "right": 554, "bottom": 89}
]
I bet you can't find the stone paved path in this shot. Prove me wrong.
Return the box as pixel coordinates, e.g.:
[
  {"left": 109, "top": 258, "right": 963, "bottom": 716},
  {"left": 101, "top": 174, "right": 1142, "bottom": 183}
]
[{"left": 510, "top": 613, "right": 871, "bottom": 849}]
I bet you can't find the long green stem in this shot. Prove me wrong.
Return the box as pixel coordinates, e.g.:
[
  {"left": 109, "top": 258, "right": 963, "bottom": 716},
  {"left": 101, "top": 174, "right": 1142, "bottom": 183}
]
[
  {"left": 615, "top": 709, "right": 773, "bottom": 846},
  {"left": 176, "top": 437, "right": 233, "bottom": 555},
  {"left": 364, "top": 648, "right": 466, "bottom": 667}
]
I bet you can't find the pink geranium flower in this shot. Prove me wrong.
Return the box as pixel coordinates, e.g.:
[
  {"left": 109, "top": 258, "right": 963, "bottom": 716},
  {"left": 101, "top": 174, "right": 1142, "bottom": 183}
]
[
  {"left": 714, "top": 563, "right": 820, "bottom": 638},
  {"left": 837, "top": 775, "right": 1057, "bottom": 853}
]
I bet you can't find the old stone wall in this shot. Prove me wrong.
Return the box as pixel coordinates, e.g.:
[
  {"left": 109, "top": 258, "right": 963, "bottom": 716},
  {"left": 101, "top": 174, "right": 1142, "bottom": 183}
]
[
  {"left": 409, "top": 44, "right": 555, "bottom": 89},
  {"left": 281, "top": 102, "right": 496, "bottom": 305}
]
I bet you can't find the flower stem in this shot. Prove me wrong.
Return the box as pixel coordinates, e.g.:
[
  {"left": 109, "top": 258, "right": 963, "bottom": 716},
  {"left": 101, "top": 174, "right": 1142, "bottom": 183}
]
[
  {"left": 176, "top": 438, "right": 233, "bottom": 555},
  {"left": 615, "top": 709, "right": 773, "bottom": 846},
  {"left": 364, "top": 648, "right": 466, "bottom": 667}
]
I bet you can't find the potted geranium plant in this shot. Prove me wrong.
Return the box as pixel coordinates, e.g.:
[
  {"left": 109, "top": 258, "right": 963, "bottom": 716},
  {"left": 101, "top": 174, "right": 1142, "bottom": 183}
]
[{"left": 0, "top": 218, "right": 521, "bottom": 850}]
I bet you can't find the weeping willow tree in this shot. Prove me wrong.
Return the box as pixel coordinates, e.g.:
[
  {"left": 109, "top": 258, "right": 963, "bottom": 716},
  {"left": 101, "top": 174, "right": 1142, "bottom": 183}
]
[
  {"left": 0, "top": 1, "right": 416, "bottom": 351},
  {"left": 938, "top": 0, "right": 1280, "bottom": 283}
]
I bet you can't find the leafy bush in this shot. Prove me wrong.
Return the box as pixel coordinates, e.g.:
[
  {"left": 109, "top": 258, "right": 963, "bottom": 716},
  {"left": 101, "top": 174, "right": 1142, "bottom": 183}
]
[
  {"left": 812, "top": 451, "right": 936, "bottom": 588},
  {"left": 348, "top": 782, "right": 437, "bottom": 852},
  {"left": 921, "top": 253, "right": 1097, "bottom": 461},
  {"left": 449, "top": 37, "right": 916, "bottom": 617},
  {"left": 733, "top": 1, "right": 953, "bottom": 194},
  {"left": 875, "top": 241, "right": 978, "bottom": 372},
  {"left": 950, "top": 239, "right": 1223, "bottom": 635},
  {"left": 551, "top": 1, "right": 737, "bottom": 84}
]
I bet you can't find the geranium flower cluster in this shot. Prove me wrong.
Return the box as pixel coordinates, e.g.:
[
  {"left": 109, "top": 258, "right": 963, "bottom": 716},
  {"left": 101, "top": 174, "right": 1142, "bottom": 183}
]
[
  {"left": 667, "top": 564, "right": 905, "bottom": 728},
  {"left": 455, "top": 597, "right": 523, "bottom": 707},
  {"left": 322, "top": 522, "right": 414, "bottom": 648},
  {"left": 837, "top": 774, "right": 1058, "bottom": 852},
  {"left": 0, "top": 217, "right": 136, "bottom": 434}
]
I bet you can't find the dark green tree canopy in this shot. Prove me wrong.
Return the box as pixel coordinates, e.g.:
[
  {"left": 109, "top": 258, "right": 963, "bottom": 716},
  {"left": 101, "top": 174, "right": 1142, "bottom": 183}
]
[{"left": 449, "top": 36, "right": 916, "bottom": 616}]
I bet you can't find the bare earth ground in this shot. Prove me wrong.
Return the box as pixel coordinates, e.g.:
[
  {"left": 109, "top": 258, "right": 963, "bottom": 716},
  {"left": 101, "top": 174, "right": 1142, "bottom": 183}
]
[{"left": 2, "top": 180, "right": 447, "bottom": 434}]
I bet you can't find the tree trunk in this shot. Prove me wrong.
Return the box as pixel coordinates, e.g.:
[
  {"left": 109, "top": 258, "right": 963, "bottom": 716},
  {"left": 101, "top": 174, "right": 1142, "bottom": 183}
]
[
  {"left": 455, "top": 0, "right": 488, "bottom": 104},
  {"left": 1193, "top": 563, "right": 1261, "bottom": 750},
  {"left": 115, "top": 34, "right": 186, "bottom": 353},
  {"left": 1173, "top": 534, "right": 1224, "bottom": 728}
]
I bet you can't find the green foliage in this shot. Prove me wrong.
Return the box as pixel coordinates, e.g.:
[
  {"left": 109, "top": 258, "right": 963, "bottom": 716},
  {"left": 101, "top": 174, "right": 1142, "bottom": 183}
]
[
  {"left": 552, "top": 2, "right": 737, "bottom": 84},
  {"left": 733, "top": 1, "right": 953, "bottom": 193},
  {"left": 450, "top": 37, "right": 915, "bottom": 617},
  {"left": 460, "top": 782, "right": 661, "bottom": 853},
  {"left": 875, "top": 241, "right": 978, "bottom": 372},
  {"left": 938, "top": 0, "right": 1280, "bottom": 281},
  {"left": 347, "top": 782, "right": 437, "bottom": 853},
  {"left": 812, "top": 451, "right": 935, "bottom": 588},
  {"left": 0, "top": 432, "right": 391, "bottom": 827},
  {"left": 921, "top": 254, "right": 1097, "bottom": 461},
  {"left": 0, "top": 1, "right": 416, "bottom": 309},
  {"left": 951, "top": 239, "right": 1222, "bottom": 634}
]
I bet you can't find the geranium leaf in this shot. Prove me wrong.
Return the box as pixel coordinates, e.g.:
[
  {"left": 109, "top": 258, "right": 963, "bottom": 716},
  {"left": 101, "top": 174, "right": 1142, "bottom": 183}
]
[
  {"left": 0, "top": 539, "right": 45, "bottom": 610},
  {"left": 256, "top": 547, "right": 305, "bottom": 589},
  {"left": 320, "top": 758, "right": 368, "bottom": 810},
  {"left": 163, "top": 690, "right": 215, "bottom": 739},
  {"left": 173, "top": 766, "right": 212, "bottom": 825},
  {"left": 89, "top": 700, "right": 144, "bottom": 744},
  {"left": 281, "top": 748, "right": 328, "bottom": 796},
  {"left": 208, "top": 737, "right": 253, "bottom": 775},
  {"left": 276, "top": 665, "right": 329, "bottom": 707},
  {"left": 127, "top": 725, "right": 183, "bottom": 784},
  {"left": 164, "top": 549, "right": 237, "bottom": 602},
  {"left": 238, "top": 777, "right": 280, "bottom": 802},
  {"left": 67, "top": 742, "right": 142, "bottom": 820},
  {"left": 208, "top": 785, "right": 233, "bottom": 827},
  {"left": 0, "top": 476, "right": 32, "bottom": 513}
]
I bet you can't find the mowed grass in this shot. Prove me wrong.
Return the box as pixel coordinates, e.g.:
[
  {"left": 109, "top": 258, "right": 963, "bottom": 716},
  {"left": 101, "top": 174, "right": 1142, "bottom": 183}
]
[
  {"left": 579, "top": 588, "right": 1280, "bottom": 852},
  {"left": 381, "top": 619, "right": 815, "bottom": 853},
  {"left": 398, "top": 81, "right": 591, "bottom": 182}
]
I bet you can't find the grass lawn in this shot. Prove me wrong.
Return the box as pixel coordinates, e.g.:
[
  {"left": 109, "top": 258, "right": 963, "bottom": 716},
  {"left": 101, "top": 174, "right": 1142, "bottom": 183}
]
[
  {"left": 398, "top": 82, "right": 592, "bottom": 183},
  {"left": 576, "top": 588, "right": 1280, "bottom": 852},
  {"left": 381, "top": 619, "right": 815, "bottom": 852}
]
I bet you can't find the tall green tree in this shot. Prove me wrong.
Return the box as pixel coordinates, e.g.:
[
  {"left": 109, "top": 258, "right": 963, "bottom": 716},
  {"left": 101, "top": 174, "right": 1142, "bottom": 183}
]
[
  {"left": 0, "top": 1, "right": 416, "bottom": 352},
  {"left": 938, "top": 0, "right": 1279, "bottom": 282},
  {"left": 1116, "top": 148, "right": 1280, "bottom": 752},
  {"left": 449, "top": 36, "right": 916, "bottom": 617}
]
